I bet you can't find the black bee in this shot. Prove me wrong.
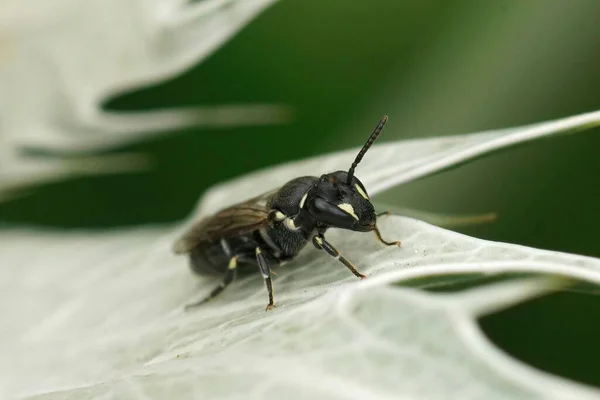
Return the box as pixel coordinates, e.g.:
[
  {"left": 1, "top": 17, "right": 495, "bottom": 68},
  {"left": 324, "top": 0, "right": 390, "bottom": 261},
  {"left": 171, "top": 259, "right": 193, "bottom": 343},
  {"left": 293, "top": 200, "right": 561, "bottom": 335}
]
[{"left": 173, "top": 115, "right": 400, "bottom": 311}]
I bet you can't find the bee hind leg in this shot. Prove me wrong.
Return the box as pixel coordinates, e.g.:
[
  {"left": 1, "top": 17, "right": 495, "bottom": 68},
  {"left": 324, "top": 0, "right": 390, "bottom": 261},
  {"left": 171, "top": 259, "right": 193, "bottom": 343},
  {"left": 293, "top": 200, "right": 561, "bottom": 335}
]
[{"left": 185, "top": 256, "right": 238, "bottom": 311}]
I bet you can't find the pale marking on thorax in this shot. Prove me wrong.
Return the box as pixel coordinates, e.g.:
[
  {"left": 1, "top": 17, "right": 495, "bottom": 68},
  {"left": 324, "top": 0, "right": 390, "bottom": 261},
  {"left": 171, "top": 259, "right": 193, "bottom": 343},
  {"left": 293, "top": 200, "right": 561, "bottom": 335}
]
[
  {"left": 299, "top": 192, "right": 308, "bottom": 209},
  {"left": 284, "top": 217, "right": 300, "bottom": 231}
]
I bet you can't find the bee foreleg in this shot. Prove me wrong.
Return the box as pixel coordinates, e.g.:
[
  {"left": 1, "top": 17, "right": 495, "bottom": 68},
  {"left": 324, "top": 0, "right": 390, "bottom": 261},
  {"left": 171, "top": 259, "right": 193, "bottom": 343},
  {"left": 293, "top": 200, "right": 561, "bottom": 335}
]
[
  {"left": 184, "top": 256, "right": 238, "bottom": 311},
  {"left": 312, "top": 235, "right": 367, "bottom": 279},
  {"left": 373, "top": 225, "right": 401, "bottom": 247},
  {"left": 255, "top": 247, "right": 275, "bottom": 311},
  {"left": 374, "top": 211, "right": 402, "bottom": 247}
]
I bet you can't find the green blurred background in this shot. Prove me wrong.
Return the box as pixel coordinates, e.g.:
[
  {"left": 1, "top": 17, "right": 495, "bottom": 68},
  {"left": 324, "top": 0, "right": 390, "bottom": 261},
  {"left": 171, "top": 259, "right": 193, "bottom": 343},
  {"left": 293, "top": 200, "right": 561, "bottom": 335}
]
[{"left": 2, "top": 0, "right": 600, "bottom": 389}]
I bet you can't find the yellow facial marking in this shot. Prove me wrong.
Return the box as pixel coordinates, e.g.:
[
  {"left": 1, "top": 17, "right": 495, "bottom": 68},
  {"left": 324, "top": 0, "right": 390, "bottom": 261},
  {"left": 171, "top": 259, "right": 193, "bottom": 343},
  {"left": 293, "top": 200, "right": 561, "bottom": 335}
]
[
  {"left": 255, "top": 247, "right": 262, "bottom": 255},
  {"left": 314, "top": 236, "right": 323, "bottom": 245},
  {"left": 338, "top": 203, "right": 359, "bottom": 220},
  {"left": 274, "top": 211, "right": 286, "bottom": 221},
  {"left": 228, "top": 256, "right": 238, "bottom": 269},
  {"left": 355, "top": 184, "right": 369, "bottom": 200}
]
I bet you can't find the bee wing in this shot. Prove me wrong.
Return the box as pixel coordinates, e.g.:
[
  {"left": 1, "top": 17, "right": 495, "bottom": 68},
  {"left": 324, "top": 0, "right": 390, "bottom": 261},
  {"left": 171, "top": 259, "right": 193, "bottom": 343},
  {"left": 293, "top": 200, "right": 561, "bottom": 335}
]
[{"left": 172, "top": 189, "right": 278, "bottom": 254}]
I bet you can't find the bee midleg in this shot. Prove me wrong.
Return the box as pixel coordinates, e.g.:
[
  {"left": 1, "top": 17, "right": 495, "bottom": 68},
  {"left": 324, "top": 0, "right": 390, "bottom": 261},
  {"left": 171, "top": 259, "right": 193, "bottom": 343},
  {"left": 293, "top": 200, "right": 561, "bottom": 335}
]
[
  {"left": 312, "top": 235, "right": 367, "bottom": 279},
  {"left": 255, "top": 247, "right": 275, "bottom": 311},
  {"left": 185, "top": 256, "right": 238, "bottom": 310}
]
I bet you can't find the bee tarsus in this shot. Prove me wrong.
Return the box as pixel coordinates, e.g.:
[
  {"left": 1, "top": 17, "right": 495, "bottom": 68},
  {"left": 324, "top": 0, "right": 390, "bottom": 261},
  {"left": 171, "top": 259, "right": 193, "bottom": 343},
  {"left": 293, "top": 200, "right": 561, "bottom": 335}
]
[{"left": 374, "top": 225, "right": 402, "bottom": 247}]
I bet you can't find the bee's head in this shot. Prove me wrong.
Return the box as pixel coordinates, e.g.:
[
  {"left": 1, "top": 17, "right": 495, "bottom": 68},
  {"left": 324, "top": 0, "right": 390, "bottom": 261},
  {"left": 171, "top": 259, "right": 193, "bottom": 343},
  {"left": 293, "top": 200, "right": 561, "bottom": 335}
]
[
  {"left": 305, "top": 115, "right": 388, "bottom": 232},
  {"left": 306, "top": 171, "right": 376, "bottom": 231}
]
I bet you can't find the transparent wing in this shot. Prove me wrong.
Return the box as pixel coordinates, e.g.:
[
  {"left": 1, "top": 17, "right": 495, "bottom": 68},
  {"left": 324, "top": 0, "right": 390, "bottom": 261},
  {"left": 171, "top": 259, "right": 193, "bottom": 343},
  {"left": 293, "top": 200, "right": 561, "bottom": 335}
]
[{"left": 172, "top": 189, "right": 277, "bottom": 254}]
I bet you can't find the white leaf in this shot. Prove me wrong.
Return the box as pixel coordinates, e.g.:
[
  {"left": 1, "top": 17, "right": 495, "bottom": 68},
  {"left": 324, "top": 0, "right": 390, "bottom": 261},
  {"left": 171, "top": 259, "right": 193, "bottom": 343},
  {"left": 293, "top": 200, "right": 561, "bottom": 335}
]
[
  {"left": 2, "top": 109, "right": 600, "bottom": 398},
  {"left": 197, "top": 110, "right": 600, "bottom": 216},
  {"left": 1, "top": 216, "right": 600, "bottom": 399},
  {"left": 0, "top": 0, "right": 286, "bottom": 198}
]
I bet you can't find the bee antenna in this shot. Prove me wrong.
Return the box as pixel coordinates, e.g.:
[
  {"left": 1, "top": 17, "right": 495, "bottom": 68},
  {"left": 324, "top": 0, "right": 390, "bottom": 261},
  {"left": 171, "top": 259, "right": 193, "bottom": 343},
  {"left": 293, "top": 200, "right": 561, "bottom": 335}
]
[{"left": 347, "top": 115, "right": 388, "bottom": 184}]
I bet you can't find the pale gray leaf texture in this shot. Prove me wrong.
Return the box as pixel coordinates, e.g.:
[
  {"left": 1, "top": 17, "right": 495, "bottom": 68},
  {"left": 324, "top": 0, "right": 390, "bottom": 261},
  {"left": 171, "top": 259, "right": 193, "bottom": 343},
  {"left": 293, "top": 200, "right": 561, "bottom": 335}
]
[
  {"left": 1, "top": 216, "right": 600, "bottom": 400},
  {"left": 0, "top": 0, "right": 284, "bottom": 151},
  {"left": 197, "top": 109, "right": 600, "bottom": 217},
  {"left": 2, "top": 111, "right": 600, "bottom": 399}
]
